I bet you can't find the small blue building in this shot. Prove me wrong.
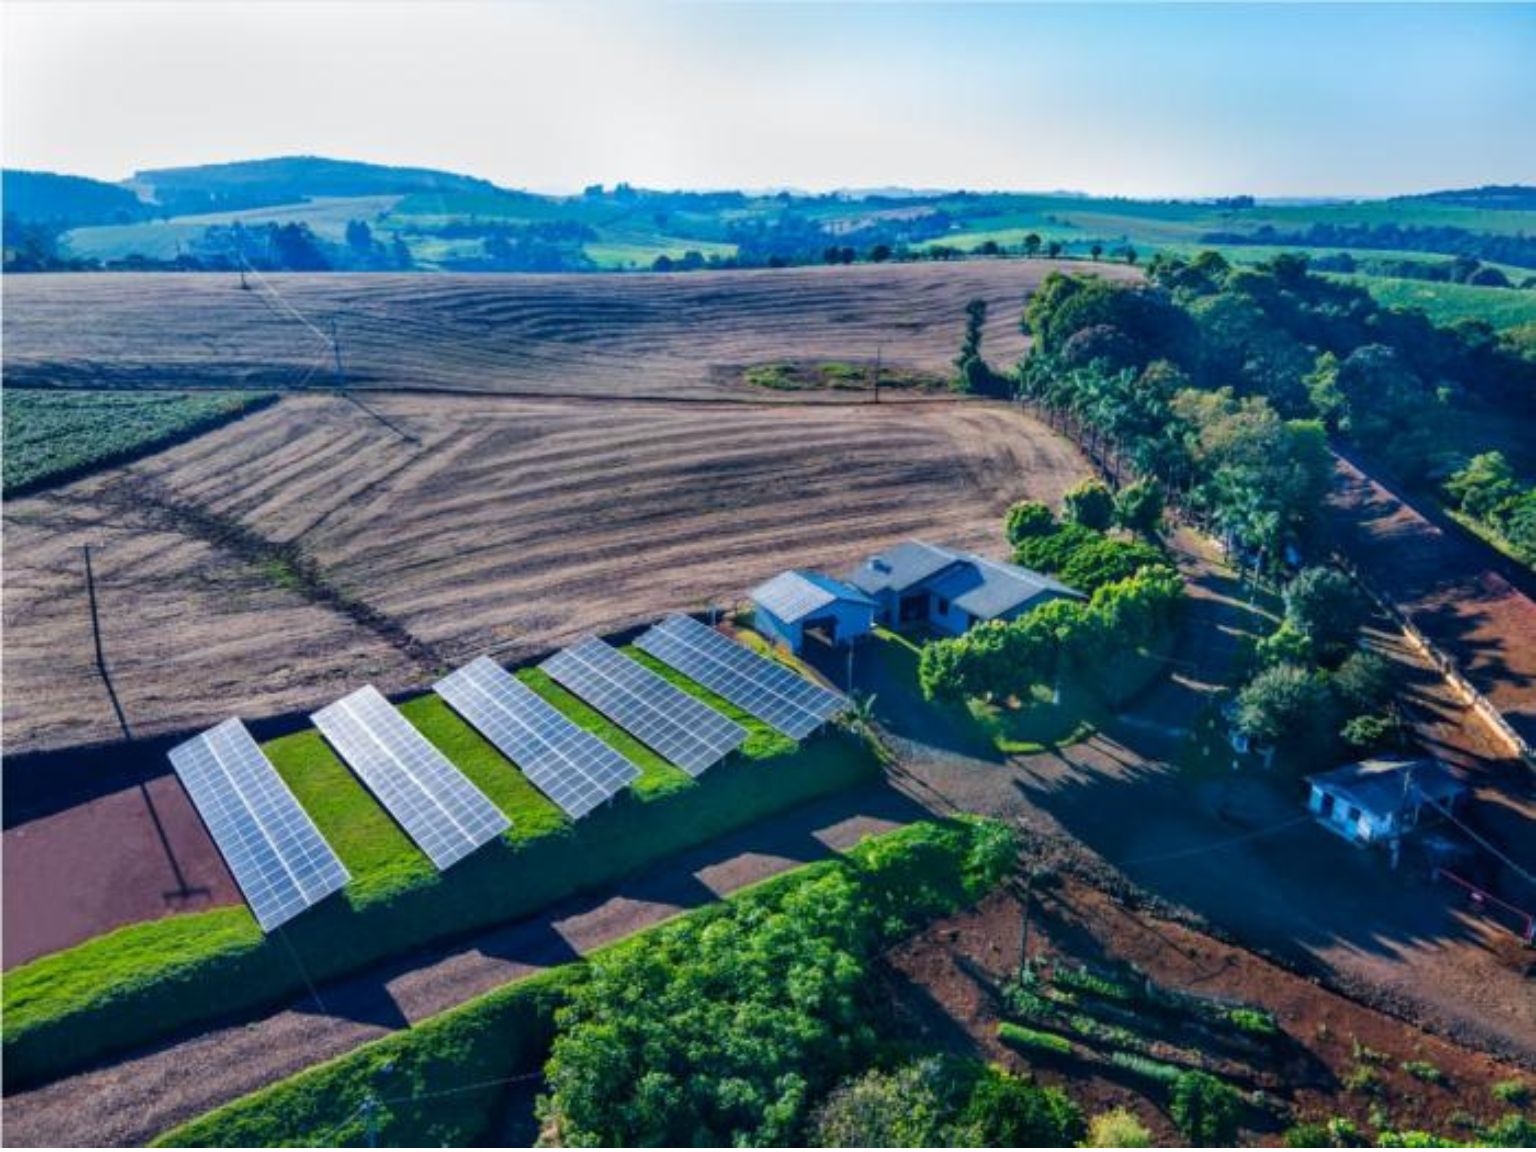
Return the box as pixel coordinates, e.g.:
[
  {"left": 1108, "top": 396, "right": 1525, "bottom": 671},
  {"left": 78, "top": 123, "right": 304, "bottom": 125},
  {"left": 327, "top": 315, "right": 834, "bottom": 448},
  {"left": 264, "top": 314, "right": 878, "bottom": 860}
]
[
  {"left": 847, "top": 540, "right": 1082, "bottom": 636},
  {"left": 750, "top": 570, "right": 878, "bottom": 653}
]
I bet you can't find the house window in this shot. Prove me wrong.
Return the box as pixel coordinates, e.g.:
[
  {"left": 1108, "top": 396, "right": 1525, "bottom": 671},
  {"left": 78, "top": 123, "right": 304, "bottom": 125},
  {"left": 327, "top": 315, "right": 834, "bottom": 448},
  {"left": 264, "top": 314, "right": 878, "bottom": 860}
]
[
  {"left": 937, "top": 598, "right": 950, "bottom": 615},
  {"left": 1346, "top": 805, "right": 1361, "bottom": 823}
]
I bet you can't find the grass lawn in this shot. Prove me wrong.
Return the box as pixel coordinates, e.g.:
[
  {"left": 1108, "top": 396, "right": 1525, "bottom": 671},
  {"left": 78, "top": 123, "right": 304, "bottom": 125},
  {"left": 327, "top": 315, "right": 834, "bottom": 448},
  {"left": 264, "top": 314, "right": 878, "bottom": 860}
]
[
  {"left": 515, "top": 668, "right": 692, "bottom": 799},
  {"left": 625, "top": 646, "right": 797, "bottom": 761},
  {"left": 397, "top": 694, "right": 568, "bottom": 841},
  {"left": 265, "top": 729, "right": 434, "bottom": 905}
]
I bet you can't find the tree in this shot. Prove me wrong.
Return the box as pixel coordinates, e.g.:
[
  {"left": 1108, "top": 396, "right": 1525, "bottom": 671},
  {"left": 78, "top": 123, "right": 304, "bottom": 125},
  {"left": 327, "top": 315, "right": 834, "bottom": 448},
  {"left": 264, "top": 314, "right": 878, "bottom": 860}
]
[
  {"left": 1446, "top": 451, "right": 1517, "bottom": 520},
  {"left": 1333, "top": 649, "right": 1394, "bottom": 713},
  {"left": 1006, "top": 500, "right": 1057, "bottom": 545},
  {"left": 1124, "top": 245, "right": 1138, "bottom": 266},
  {"left": 344, "top": 218, "right": 373, "bottom": 252},
  {"left": 1090, "top": 242, "right": 1104, "bottom": 261},
  {"left": 1234, "top": 663, "right": 1333, "bottom": 749},
  {"left": 1063, "top": 479, "right": 1115, "bottom": 530},
  {"left": 954, "top": 298, "right": 1002, "bottom": 395},
  {"left": 1169, "top": 1071, "right": 1243, "bottom": 1146},
  {"left": 1115, "top": 481, "right": 1164, "bottom": 535},
  {"left": 1023, "top": 233, "right": 1042, "bottom": 259},
  {"left": 1046, "top": 240, "right": 1063, "bottom": 259},
  {"left": 868, "top": 243, "right": 892, "bottom": 263},
  {"left": 1284, "top": 566, "right": 1366, "bottom": 660},
  {"left": 810, "top": 1060, "right": 955, "bottom": 1147}
]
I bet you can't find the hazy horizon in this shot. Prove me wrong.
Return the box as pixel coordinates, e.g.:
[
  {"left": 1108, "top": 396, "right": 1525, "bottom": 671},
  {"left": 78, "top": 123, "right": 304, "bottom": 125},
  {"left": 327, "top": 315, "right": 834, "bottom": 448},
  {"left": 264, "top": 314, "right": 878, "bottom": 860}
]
[{"left": 5, "top": 2, "right": 1535, "bottom": 200}]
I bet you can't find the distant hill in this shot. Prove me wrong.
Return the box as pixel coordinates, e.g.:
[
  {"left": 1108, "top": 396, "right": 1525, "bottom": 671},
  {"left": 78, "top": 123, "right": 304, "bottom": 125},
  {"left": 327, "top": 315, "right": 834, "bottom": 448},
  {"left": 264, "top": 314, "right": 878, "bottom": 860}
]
[
  {"left": 127, "top": 155, "right": 511, "bottom": 214},
  {"left": 2, "top": 169, "right": 149, "bottom": 226},
  {"left": 1401, "top": 185, "right": 1536, "bottom": 210}
]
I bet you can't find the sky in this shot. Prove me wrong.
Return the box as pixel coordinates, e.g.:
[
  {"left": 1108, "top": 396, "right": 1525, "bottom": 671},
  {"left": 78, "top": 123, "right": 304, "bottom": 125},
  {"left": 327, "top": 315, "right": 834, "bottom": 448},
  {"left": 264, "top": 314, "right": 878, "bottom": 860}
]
[{"left": 4, "top": 2, "right": 1535, "bottom": 199}]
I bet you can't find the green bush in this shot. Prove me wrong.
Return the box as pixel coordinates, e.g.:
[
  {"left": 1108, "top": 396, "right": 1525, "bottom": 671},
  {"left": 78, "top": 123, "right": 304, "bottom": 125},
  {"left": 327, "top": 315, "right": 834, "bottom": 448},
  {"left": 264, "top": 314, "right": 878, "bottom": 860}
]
[
  {"left": 540, "top": 819, "right": 1014, "bottom": 1147},
  {"left": 1064, "top": 479, "right": 1116, "bottom": 530},
  {"left": 161, "top": 820, "right": 1012, "bottom": 1148},
  {"left": 1227, "top": 1007, "right": 1280, "bottom": 1038},
  {"left": 1170, "top": 1070, "right": 1244, "bottom": 1146},
  {"left": 1053, "top": 965, "right": 1138, "bottom": 1004},
  {"left": 1401, "top": 1060, "right": 1446, "bottom": 1085},
  {"left": 1286, "top": 1120, "right": 1333, "bottom": 1147},
  {"left": 954, "top": 1064, "right": 1085, "bottom": 1147},
  {"left": 1107, "top": 1051, "right": 1183, "bottom": 1087},
  {"left": 997, "top": 1022, "right": 1075, "bottom": 1058},
  {"left": 1006, "top": 500, "right": 1058, "bottom": 545},
  {"left": 1087, "top": 1107, "right": 1154, "bottom": 1148},
  {"left": 1492, "top": 1080, "right": 1530, "bottom": 1106}
]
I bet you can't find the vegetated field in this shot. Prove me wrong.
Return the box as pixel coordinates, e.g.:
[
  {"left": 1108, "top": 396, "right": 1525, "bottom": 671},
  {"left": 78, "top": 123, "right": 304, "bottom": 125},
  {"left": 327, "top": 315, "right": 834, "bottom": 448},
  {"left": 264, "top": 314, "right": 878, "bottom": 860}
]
[
  {"left": 1, "top": 388, "right": 274, "bottom": 495},
  {"left": 1334, "top": 273, "right": 1536, "bottom": 331},
  {"left": 0, "top": 261, "right": 1127, "bottom": 397}
]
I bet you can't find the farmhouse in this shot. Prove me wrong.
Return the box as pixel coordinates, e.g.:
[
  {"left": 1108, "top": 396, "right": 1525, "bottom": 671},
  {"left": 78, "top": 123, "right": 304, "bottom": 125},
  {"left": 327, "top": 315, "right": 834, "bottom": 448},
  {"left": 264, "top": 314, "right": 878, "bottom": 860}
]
[
  {"left": 750, "top": 569, "right": 878, "bottom": 653},
  {"left": 847, "top": 539, "right": 1082, "bottom": 636},
  {"left": 1306, "top": 756, "right": 1467, "bottom": 847}
]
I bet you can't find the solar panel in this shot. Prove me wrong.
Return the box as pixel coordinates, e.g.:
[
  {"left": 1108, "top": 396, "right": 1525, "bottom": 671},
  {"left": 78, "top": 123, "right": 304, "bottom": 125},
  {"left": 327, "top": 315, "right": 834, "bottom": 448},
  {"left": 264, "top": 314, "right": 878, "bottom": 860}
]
[
  {"left": 168, "top": 718, "right": 350, "bottom": 933},
  {"left": 634, "top": 615, "right": 847, "bottom": 740},
  {"left": 542, "top": 638, "right": 747, "bottom": 776},
  {"left": 434, "top": 656, "right": 641, "bottom": 819},
  {"left": 311, "top": 685, "right": 510, "bottom": 870}
]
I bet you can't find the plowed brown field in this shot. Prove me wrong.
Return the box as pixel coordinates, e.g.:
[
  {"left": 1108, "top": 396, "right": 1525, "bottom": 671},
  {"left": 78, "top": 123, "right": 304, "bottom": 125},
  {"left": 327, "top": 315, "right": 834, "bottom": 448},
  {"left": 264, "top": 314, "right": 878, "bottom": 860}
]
[
  {"left": 2, "top": 260, "right": 1134, "bottom": 397},
  {"left": 5, "top": 392, "right": 1091, "bottom": 754}
]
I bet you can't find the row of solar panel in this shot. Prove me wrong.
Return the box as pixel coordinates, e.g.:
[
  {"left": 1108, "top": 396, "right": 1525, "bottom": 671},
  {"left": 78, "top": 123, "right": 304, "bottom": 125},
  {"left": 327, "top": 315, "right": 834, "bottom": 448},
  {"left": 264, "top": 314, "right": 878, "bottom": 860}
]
[{"left": 168, "top": 622, "right": 848, "bottom": 933}]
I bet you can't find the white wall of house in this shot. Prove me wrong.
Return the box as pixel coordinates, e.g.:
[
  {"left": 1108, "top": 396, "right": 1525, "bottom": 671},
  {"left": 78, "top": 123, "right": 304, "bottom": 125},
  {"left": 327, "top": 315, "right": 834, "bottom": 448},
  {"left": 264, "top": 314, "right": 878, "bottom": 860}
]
[{"left": 1309, "top": 784, "right": 1396, "bottom": 844}]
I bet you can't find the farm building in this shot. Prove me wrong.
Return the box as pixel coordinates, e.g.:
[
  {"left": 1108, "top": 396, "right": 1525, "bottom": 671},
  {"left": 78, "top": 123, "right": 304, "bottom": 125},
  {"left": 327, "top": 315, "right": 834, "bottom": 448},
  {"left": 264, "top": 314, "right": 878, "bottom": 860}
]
[
  {"left": 750, "top": 569, "right": 878, "bottom": 653},
  {"left": 1306, "top": 757, "right": 1467, "bottom": 847},
  {"left": 847, "top": 539, "right": 1082, "bottom": 636}
]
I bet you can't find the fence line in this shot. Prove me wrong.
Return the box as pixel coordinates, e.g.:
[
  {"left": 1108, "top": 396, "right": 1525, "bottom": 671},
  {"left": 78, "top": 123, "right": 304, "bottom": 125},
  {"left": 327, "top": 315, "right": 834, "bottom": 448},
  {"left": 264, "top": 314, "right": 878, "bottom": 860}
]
[{"left": 1014, "top": 395, "right": 1533, "bottom": 769}]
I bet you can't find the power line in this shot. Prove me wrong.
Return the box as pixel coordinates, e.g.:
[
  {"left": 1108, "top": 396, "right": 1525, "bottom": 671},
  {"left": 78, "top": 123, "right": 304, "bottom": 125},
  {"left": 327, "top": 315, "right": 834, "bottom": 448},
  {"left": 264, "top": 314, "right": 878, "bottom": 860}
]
[
  {"left": 1423, "top": 796, "right": 1536, "bottom": 888},
  {"left": 1115, "top": 815, "right": 1313, "bottom": 867}
]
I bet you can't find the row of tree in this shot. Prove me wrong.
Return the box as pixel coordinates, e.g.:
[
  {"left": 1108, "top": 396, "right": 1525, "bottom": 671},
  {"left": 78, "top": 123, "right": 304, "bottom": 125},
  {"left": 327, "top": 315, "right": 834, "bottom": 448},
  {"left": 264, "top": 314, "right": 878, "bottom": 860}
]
[
  {"left": 919, "top": 504, "right": 1183, "bottom": 705},
  {"left": 1444, "top": 450, "right": 1536, "bottom": 565}
]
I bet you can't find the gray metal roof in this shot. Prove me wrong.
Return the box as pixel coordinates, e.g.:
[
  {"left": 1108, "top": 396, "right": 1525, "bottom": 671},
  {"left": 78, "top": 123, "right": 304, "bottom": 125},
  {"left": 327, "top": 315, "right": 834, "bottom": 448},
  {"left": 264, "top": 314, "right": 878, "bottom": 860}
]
[
  {"left": 1307, "top": 757, "right": 1465, "bottom": 818},
  {"left": 751, "top": 569, "right": 877, "bottom": 625},
  {"left": 848, "top": 540, "right": 962, "bottom": 596},
  {"left": 848, "top": 539, "right": 1082, "bottom": 619}
]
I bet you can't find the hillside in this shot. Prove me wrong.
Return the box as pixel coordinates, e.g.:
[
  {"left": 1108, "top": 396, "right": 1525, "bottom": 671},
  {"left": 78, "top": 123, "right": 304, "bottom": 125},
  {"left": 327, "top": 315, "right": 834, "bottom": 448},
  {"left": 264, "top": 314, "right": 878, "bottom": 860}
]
[{"left": 1, "top": 170, "right": 148, "bottom": 227}]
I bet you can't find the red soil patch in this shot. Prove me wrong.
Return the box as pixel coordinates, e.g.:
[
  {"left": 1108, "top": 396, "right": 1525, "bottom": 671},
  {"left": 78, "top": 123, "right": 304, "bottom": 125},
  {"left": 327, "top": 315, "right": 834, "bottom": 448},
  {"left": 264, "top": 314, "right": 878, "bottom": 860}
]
[
  {"left": 2, "top": 776, "right": 238, "bottom": 968},
  {"left": 885, "top": 881, "right": 1533, "bottom": 1145}
]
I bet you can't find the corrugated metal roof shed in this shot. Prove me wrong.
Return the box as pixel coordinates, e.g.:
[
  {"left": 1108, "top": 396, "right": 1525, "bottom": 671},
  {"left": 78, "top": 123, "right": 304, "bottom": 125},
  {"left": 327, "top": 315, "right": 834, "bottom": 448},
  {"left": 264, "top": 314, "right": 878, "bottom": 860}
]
[
  {"left": 752, "top": 569, "right": 876, "bottom": 624},
  {"left": 1307, "top": 757, "right": 1465, "bottom": 818}
]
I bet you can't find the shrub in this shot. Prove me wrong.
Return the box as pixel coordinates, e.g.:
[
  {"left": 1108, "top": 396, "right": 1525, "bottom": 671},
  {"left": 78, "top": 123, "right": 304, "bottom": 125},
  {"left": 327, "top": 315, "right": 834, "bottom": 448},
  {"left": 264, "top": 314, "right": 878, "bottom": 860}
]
[
  {"left": 1227, "top": 1007, "right": 1280, "bottom": 1038},
  {"left": 1492, "top": 1080, "right": 1530, "bottom": 1106},
  {"left": 1401, "top": 1060, "right": 1446, "bottom": 1085},
  {"left": 1115, "top": 480, "right": 1165, "bottom": 535},
  {"left": 1006, "top": 500, "right": 1057, "bottom": 545},
  {"left": 1328, "top": 1115, "right": 1364, "bottom": 1146},
  {"left": 1053, "top": 965, "right": 1137, "bottom": 1004},
  {"left": 1286, "top": 1120, "right": 1332, "bottom": 1147},
  {"left": 997, "top": 1022, "right": 1074, "bottom": 1058},
  {"left": 954, "top": 1065, "right": 1085, "bottom": 1147},
  {"left": 809, "top": 1058, "right": 959, "bottom": 1148},
  {"left": 1483, "top": 1113, "right": 1536, "bottom": 1146},
  {"left": 1170, "top": 1070, "right": 1244, "bottom": 1146},
  {"left": 1064, "top": 479, "right": 1116, "bottom": 530},
  {"left": 1344, "top": 1064, "right": 1384, "bottom": 1096},
  {"left": 1087, "top": 1107, "right": 1154, "bottom": 1148},
  {"left": 1108, "top": 1051, "right": 1183, "bottom": 1087}
]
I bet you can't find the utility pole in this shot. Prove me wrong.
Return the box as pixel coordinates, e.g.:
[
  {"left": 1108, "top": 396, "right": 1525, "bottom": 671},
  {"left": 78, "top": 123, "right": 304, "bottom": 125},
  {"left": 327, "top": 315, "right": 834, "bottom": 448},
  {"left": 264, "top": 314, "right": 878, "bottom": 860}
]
[{"left": 873, "top": 344, "right": 883, "bottom": 405}]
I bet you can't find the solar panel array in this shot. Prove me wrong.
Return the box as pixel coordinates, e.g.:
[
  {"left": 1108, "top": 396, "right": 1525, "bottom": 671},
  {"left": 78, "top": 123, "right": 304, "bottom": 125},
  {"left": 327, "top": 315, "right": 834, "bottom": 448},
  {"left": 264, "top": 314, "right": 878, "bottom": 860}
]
[
  {"left": 312, "top": 685, "right": 510, "bottom": 870},
  {"left": 168, "top": 718, "right": 350, "bottom": 932},
  {"left": 542, "top": 637, "right": 747, "bottom": 776},
  {"left": 634, "top": 615, "right": 847, "bottom": 740},
  {"left": 434, "top": 656, "right": 641, "bottom": 819}
]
